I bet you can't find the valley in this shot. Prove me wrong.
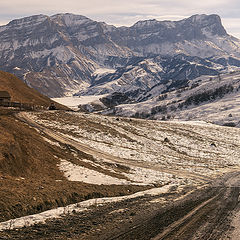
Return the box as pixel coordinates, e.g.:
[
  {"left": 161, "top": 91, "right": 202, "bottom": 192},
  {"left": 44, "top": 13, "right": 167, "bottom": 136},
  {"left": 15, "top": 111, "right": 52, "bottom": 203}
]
[{"left": 1, "top": 11, "right": 240, "bottom": 239}]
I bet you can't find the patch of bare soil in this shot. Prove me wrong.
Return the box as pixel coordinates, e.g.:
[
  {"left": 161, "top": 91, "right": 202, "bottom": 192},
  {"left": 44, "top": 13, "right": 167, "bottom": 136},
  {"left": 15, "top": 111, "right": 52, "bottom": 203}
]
[{"left": 0, "top": 110, "right": 148, "bottom": 222}]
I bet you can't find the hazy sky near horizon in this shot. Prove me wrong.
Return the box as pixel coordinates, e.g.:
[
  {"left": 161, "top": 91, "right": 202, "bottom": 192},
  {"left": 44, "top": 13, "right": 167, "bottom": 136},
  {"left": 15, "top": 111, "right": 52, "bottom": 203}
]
[{"left": 1, "top": 0, "right": 240, "bottom": 37}]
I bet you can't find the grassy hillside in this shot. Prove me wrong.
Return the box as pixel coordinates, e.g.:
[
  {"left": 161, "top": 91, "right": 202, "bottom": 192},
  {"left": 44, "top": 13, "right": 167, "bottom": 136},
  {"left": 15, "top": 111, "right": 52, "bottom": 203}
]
[
  {"left": 0, "top": 111, "right": 145, "bottom": 222},
  {"left": 0, "top": 71, "right": 68, "bottom": 109}
]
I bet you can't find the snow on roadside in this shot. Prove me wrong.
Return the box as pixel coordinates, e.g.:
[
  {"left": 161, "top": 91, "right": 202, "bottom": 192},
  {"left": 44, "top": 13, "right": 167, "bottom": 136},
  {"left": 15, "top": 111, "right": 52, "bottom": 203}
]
[
  {"left": 58, "top": 159, "right": 131, "bottom": 185},
  {"left": 124, "top": 167, "right": 183, "bottom": 185},
  {"left": 0, "top": 184, "right": 174, "bottom": 231}
]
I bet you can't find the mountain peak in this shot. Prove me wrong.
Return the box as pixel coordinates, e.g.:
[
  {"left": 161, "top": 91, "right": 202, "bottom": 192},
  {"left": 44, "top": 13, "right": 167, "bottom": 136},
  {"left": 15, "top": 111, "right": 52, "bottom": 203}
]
[
  {"left": 50, "top": 13, "right": 89, "bottom": 21},
  {"left": 184, "top": 14, "right": 227, "bottom": 36},
  {"left": 188, "top": 14, "right": 219, "bottom": 22},
  {"left": 7, "top": 14, "right": 48, "bottom": 27},
  {"left": 130, "top": 14, "right": 227, "bottom": 37},
  {"left": 132, "top": 19, "right": 159, "bottom": 28},
  {"left": 50, "top": 13, "right": 92, "bottom": 26}
]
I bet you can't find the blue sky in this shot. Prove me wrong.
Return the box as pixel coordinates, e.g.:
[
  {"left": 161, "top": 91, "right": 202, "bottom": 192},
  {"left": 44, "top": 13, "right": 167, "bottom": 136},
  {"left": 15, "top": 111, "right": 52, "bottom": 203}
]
[{"left": 1, "top": 0, "right": 240, "bottom": 37}]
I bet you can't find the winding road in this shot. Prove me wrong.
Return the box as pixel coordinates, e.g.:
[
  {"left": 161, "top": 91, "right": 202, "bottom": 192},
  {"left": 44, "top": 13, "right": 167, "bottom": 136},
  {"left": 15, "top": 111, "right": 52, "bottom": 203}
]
[
  {"left": 11, "top": 111, "right": 240, "bottom": 240},
  {"left": 16, "top": 111, "right": 212, "bottom": 182}
]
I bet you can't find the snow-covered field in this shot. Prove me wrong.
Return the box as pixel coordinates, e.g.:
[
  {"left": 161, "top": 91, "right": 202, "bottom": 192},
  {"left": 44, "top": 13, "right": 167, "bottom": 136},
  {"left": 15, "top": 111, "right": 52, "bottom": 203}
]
[
  {"left": 53, "top": 95, "right": 107, "bottom": 110},
  {"left": 58, "top": 159, "right": 131, "bottom": 185},
  {"left": 174, "top": 91, "right": 240, "bottom": 126},
  {"left": 27, "top": 111, "right": 240, "bottom": 186},
  {"left": 4, "top": 110, "right": 240, "bottom": 232}
]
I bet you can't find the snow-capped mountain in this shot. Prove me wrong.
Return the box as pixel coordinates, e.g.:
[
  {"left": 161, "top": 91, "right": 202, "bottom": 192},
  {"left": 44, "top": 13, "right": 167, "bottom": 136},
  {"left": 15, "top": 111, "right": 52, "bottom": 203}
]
[
  {"left": 77, "top": 54, "right": 239, "bottom": 101},
  {"left": 0, "top": 14, "right": 132, "bottom": 97},
  {"left": 110, "top": 14, "right": 240, "bottom": 58},
  {"left": 1, "top": 13, "right": 240, "bottom": 97}
]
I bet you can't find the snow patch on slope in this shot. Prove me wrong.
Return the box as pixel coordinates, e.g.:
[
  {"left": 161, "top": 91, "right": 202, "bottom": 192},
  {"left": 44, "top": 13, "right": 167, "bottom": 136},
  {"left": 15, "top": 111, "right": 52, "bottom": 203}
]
[
  {"left": 58, "top": 159, "right": 131, "bottom": 185},
  {"left": 0, "top": 184, "right": 173, "bottom": 231},
  {"left": 93, "top": 68, "right": 116, "bottom": 75}
]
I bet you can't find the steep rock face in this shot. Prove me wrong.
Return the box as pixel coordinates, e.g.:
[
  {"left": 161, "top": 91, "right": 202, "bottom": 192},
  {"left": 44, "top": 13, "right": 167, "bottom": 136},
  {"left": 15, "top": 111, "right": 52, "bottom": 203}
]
[
  {"left": 0, "top": 15, "right": 94, "bottom": 96},
  {"left": 1, "top": 13, "right": 240, "bottom": 97},
  {"left": 0, "top": 14, "right": 132, "bottom": 97},
  {"left": 50, "top": 14, "right": 133, "bottom": 61},
  {"left": 110, "top": 14, "right": 240, "bottom": 57}
]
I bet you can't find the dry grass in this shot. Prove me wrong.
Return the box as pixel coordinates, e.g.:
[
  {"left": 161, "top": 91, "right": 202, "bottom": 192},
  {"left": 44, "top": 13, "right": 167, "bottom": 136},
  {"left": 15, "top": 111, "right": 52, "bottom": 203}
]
[
  {"left": 0, "top": 71, "right": 68, "bottom": 110},
  {"left": 0, "top": 110, "right": 148, "bottom": 222}
]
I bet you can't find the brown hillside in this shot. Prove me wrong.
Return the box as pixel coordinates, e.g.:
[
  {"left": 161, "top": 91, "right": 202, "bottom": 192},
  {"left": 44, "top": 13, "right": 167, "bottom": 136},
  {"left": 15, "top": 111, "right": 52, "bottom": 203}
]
[
  {"left": 0, "top": 71, "right": 68, "bottom": 109},
  {"left": 0, "top": 111, "right": 146, "bottom": 222}
]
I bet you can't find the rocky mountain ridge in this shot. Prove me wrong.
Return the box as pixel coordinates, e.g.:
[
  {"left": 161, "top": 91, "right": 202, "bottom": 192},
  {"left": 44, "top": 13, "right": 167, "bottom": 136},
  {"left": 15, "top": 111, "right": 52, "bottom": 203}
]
[
  {"left": 77, "top": 54, "right": 240, "bottom": 100},
  {"left": 109, "top": 14, "right": 234, "bottom": 57},
  {"left": 1, "top": 13, "right": 240, "bottom": 97}
]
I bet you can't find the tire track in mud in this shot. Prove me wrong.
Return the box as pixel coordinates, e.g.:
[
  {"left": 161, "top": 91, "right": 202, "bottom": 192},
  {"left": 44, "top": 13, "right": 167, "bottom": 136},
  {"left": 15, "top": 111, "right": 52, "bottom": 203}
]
[
  {"left": 104, "top": 172, "right": 240, "bottom": 240},
  {"left": 151, "top": 194, "right": 221, "bottom": 240}
]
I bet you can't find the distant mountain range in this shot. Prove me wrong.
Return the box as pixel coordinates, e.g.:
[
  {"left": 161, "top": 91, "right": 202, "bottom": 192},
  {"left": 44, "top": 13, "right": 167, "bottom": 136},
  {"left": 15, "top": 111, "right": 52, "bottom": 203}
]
[
  {"left": 1, "top": 13, "right": 240, "bottom": 98},
  {"left": 100, "top": 70, "right": 240, "bottom": 128}
]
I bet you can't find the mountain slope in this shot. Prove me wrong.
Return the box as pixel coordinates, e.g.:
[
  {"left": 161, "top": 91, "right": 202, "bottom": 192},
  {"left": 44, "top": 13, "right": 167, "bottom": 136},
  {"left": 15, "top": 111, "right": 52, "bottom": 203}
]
[
  {"left": 0, "top": 71, "right": 68, "bottom": 109},
  {"left": 0, "top": 14, "right": 132, "bottom": 97},
  {"left": 99, "top": 71, "right": 240, "bottom": 128},
  {"left": 110, "top": 14, "right": 240, "bottom": 58},
  {"left": 76, "top": 54, "right": 238, "bottom": 103},
  {"left": 1, "top": 13, "right": 240, "bottom": 97}
]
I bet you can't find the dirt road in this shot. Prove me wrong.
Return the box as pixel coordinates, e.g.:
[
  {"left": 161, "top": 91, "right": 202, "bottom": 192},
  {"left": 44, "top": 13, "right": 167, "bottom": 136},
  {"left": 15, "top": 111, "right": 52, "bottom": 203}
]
[
  {"left": 88, "top": 171, "right": 240, "bottom": 240},
  {"left": 1, "top": 171, "right": 239, "bottom": 240},
  {"left": 4, "top": 112, "right": 238, "bottom": 240},
  {"left": 16, "top": 112, "right": 212, "bottom": 182}
]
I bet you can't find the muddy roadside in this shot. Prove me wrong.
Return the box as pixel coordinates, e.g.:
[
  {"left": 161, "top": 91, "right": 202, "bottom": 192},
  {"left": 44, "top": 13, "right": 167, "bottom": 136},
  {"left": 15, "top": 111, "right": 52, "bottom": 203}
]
[{"left": 1, "top": 171, "right": 240, "bottom": 240}]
